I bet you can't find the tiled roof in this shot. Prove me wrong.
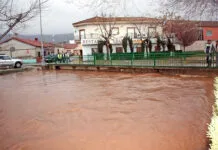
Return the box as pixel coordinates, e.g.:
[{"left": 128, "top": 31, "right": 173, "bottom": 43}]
[
  {"left": 0, "top": 37, "right": 53, "bottom": 48},
  {"left": 165, "top": 19, "right": 218, "bottom": 27},
  {"left": 64, "top": 44, "right": 78, "bottom": 49},
  {"left": 73, "top": 16, "right": 218, "bottom": 28},
  {"left": 198, "top": 21, "right": 218, "bottom": 27},
  {"left": 73, "top": 16, "right": 161, "bottom": 26}
]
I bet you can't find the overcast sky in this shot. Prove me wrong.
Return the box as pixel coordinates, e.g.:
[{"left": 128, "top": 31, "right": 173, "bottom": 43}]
[{"left": 17, "top": 0, "right": 160, "bottom": 35}]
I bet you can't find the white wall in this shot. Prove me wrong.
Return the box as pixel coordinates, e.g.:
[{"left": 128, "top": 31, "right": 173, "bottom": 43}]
[{"left": 184, "top": 41, "right": 207, "bottom": 51}]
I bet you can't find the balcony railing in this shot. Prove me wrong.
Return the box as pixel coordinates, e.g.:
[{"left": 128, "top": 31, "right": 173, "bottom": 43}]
[
  {"left": 74, "top": 34, "right": 101, "bottom": 41},
  {"left": 74, "top": 33, "right": 159, "bottom": 41}
]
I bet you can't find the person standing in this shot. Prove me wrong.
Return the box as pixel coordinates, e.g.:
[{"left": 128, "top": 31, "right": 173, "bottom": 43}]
[
  {"left": 62, "top": 51, "right": 66, "bottom": 63},
  {"left": 205, "top": 40, "right": 215, "bottom": 67},
  {"left": 57, "top": 51, "right": 62, "bottom": 63},
  {"left": 65, "top": 52, "right": 70, "bottom": 63}
]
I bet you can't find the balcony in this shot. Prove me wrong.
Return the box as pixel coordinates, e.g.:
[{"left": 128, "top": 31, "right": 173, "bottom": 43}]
[
  {"left": 74, "top": 33, "right": 158, "bottom": 44},
  {"left": 74, "top": 34, "right": 101, "bottom": 41}
]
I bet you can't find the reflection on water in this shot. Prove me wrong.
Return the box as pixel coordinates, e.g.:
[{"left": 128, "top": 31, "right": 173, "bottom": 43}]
[{"left": 0, "top": 70, "right": 214, "bottom": 150}]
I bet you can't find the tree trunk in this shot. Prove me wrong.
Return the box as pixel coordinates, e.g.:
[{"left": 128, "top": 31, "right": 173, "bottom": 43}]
[
  {"left": 0, "top": 16, "right": 22, "bottom": 41},
  {"left": 106, "top": 45, "right": 110, "bottom": 60}
]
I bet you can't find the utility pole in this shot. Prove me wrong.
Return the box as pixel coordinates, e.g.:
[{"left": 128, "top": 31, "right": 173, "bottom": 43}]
[{"left": 39, "top": 0, "right": 44, "bottom": 65}]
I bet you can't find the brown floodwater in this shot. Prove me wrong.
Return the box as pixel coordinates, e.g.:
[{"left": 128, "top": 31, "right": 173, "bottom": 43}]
[{"left": 0, "top": 70, "right": 215, "bottom": 150}]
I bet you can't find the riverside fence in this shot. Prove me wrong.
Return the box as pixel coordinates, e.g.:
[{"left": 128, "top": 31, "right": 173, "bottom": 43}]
[{"left": 55, "top": 52, "right": 218, "bottom": 68}]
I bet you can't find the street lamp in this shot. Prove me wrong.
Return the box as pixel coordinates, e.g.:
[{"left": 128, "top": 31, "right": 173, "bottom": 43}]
[{"left": 39, "top": 0, "right": 44, "bottom": 65}]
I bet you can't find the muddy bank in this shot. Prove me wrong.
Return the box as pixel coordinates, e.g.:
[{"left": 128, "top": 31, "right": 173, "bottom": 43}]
[
  {"left": 0, "top": 70, "right": 215, "bottom": 150},
  {"left": 0, "top": 67, "right": 35, "bottom": 75},
  {"left": 47, "top": 64, "right": 218, "bottom": 76}
]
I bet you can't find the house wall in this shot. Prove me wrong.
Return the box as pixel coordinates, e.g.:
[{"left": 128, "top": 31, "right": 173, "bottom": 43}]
[
  {"left": 0, "top": 39, "right": 39, "bottom": 58},
  {"left": 203, "top": 27, "right": 218, "bottom": 41}
]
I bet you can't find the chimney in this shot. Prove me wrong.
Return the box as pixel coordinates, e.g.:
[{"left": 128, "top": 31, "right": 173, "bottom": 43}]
[{"left": 35, "top": 38, "right": 38, "bottom": 41}]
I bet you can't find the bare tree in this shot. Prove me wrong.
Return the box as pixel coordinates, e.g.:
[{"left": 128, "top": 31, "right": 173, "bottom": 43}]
[
  {"left": 132, "top": 17, "right": 162, "bottom": 53},
  {"left": 164, "top": 19, "right": 199, "bottom": 51},
  {"left": 0, "top": 0, "right": 48, "bottom": 41},
  {"left": 95, "top": 14, "right": 117, "bottom": 59},
  {"left": 163, "top": 0, "right": 218, "bottom": 19},
  {"left": 160, "top": 11, "right": 199, "bottom": 51},
  {"left": 66, "top": 0, "right": 144, "bottom": 16}
]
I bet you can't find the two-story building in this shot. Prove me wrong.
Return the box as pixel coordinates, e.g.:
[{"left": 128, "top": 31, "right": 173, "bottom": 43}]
[
  {"left": 73, "top": 16, "right": 175, "bottom": 56},
  {"left": 73, "top": 17, "right": 218, "bottom": 54}
]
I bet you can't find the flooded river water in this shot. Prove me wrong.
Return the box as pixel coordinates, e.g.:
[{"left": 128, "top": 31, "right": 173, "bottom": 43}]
[{"left": 0, "top": 70, "right": 214, "bottom": 150}]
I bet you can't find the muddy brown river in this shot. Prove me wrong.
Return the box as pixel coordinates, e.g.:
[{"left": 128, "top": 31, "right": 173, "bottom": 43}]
[{"left": 0, "top": 70, "right": 215, "bottom": 150}]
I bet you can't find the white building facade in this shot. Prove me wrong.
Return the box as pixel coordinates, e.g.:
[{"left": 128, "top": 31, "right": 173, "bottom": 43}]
[{"left": 73, "top": 17, "right": 181, "bottom": 56}]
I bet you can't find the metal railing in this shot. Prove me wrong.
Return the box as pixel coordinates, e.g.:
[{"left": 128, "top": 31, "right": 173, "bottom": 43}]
[{"left": 55, "top": 52, "right": 217, "bottom": 68}]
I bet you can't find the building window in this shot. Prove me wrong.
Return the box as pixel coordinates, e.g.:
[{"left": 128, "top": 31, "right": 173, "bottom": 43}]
[
  {"left": 92, "top": 48, "right": 98, "bottom": 55},
  {"left": 148, "top": 27, "right": 156, "bottom": 38},
  {"left": 79, "top": 29, "right": 86, "bottom": 40},
  {"left": 206, "top": 30, "right": 212, "bottom": 37},
  {"left": 116, "top": 47, "right": 123, "bottom": 53},
  {"left": 127, "top": 27, "right": 135, "bottom": 38},
  {"left": 112, "top": 27, "right": 119, "bottom": 35}
]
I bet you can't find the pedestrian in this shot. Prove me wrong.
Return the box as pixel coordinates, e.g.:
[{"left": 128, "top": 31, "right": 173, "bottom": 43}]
[
  {"left": 57, "top": 52, "right": 62, "bottom": 63},
  {"left": 205, "top": 40, "right": 215, "bottom": 67},
  {"left": 62, "top": 51, "right": 66, "bottom": 63},
  {"left": 65, "top": 52, "right": 70, "bottom": 63}
]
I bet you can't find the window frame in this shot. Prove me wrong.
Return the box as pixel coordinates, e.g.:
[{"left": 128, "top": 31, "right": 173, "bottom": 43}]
[
  {"left": 148, "top": 27, "right": 156, "bottom": 37},
  {"left": 206, "top": 30, "right": 213, "bottom": 37},
  {"left": 79, "top": 29, "right": 86, "bottom": 40},
  {"left": 127, "top": 27, "right": 136, "bottom": 38},
  {"left": 112, "top": 27, "right": 119, "bottom": 35}
]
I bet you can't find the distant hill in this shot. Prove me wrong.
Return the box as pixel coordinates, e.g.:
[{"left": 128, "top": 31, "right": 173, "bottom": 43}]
[{"left": 1, "top": 33, "right": 74, "bottom": 43}]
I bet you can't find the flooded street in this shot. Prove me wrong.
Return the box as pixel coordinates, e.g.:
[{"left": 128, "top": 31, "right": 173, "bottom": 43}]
[{"left": 0, "top": 70, "right": 214, "bottom": 150}]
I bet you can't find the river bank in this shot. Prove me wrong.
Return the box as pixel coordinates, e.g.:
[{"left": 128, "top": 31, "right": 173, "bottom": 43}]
[
  {"left": 0, "top": 66, "right": 35, "bottom": 75},
  {"left": 46, "top": 64, "right": 218, "bottom": 77}
]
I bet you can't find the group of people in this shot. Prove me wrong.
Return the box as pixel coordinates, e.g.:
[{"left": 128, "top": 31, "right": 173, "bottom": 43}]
[
  {"left": 205, "top": 40, "right": 218, "bottom": 67},
  {"left": 57, "top": 51, "right": 70, "bottom": 63}
]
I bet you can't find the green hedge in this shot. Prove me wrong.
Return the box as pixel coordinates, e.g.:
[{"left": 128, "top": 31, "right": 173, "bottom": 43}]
[{"left": 94, "top": 51, "right": 205, "bottom": 61}]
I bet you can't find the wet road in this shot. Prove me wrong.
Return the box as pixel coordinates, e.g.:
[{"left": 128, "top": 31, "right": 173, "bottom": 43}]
[{"left": 0, "top": 70, "right": 214, "bottom": 150}]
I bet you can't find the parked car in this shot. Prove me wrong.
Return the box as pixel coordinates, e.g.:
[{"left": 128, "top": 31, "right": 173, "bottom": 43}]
[
  {"left": 44, "top": 55, "right": 57, "bottom": 63},
  {"left": 0, "top": 54, "right": 23, "bottom": 68}
]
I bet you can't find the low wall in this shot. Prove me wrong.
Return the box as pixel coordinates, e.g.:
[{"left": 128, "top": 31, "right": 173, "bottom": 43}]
[
  {"left": 22, "top": 59, "right": 37, "bottom": 64},
  {"left": 46, "top": 64, "right": 218, "bottom": 76}
]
